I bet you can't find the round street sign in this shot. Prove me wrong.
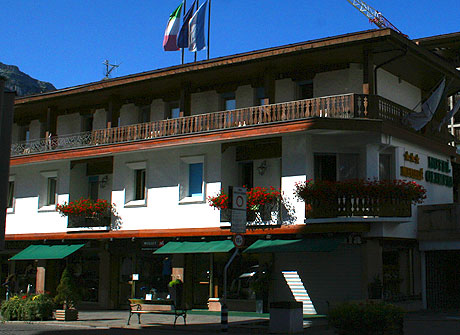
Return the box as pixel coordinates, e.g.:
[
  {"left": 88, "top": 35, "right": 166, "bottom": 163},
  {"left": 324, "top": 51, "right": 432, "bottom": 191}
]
[{"left": 233, "top": 234, "right": 245, "bottom": 248}]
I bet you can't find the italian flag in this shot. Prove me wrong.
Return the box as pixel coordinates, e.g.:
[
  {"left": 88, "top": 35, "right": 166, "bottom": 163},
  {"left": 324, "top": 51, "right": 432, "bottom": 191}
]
[{"left": 163, "top": 2, "right": 183, "bottom": 51}]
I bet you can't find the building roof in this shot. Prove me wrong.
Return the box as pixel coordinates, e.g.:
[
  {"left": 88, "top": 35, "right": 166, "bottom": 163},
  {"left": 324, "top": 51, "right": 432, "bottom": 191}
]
[
  {"left": 15, "top": 29, "right": 460, "bottom": 112},
  {"left": 414, "top": 32, "right": 460, "bottom": 67}
]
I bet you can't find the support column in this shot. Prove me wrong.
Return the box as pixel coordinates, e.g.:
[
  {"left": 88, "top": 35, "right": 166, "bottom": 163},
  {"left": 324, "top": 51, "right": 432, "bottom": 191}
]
[
  {"left": 365, "top": 144, "right": 380, "bottom": 180},
  {"left": 45, "top": 106, "right": 58, "bottom": 136},
  {"left": 180, "top": 83, "right": 191, "bottom": 117},
  {"left": 361, "top": 239, "right": 383, "bottom": 299},
  {"left": 107, "top": 98, "right": 121, "bottom": 128},
  {"left": 36, "top": 260, "right": 46, "bottom": 294},
  {"left": 264, "top": 71, "right": 276, "bottom": 104},
  {"left": 363, "top": 50, "right": 375, "bottom": 95},
  {"left": 281, "top": 134, "right": 308, "bottom": 225},
  {"left": 421, "top": 251, "right": 427, "bottom": 309},
  {"left": 98, "top": 247, "right": 111, "bottom": 308}
]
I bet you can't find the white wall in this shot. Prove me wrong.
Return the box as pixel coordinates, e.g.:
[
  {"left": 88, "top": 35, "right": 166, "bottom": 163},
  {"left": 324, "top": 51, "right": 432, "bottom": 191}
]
[
  {"left": 119, "top": 103, "right": 139, "bottom": 126},
  {"left": 93, "top": 108, "right": 107, "bottom": 130},
  {"left": 111, "top": 143, "right": 221, "bottom": 231},
  {"left": 151, "top": 99, "right": 166, "bottom": 121},
  {"left": 57, "top": 113, "right": 81, "bottom": 136},
  {"left": 313, "top": 64, "right": 363, "bottom": 97},
  {"left": 191, "top": 91, "right": 219, "bottom": 115},
  {"left": 6, "top": 161, "right": 70, "bottom": 234},
  {"left": 29, "top": 120, "right": 42, "bottom": 140},
  {"left": 377, "top": 69, "right": 421, "bottom": 112},
  {"left": 275, "top": 79, "right": 296, "bottom": 103},
  {"left": 235, "top": 85, "right": 254, "bottom": 108}
]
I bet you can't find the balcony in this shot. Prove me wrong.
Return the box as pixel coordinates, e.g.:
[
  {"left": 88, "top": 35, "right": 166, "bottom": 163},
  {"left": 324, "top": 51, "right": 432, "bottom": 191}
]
[
  {"left": 11, "top": 93, "right": 448, "bottom": 157},
  {"left": 418, "top": 203, "right": 460, "bottom": 241}
]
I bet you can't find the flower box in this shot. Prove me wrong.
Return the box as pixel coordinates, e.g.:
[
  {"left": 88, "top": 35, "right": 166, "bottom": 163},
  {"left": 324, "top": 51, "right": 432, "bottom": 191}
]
[{"left": 297, "top": 179, "right": 425, "bottom": 219}]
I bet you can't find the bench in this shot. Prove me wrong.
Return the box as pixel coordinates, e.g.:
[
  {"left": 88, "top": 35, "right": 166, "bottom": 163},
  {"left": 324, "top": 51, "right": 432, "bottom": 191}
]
[{"left": 127, "top": 298, "right": 187, "bottom": 326}]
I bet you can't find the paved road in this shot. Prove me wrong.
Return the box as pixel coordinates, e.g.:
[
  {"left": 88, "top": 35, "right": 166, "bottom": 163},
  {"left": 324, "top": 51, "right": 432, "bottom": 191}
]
[{"left": 1, "top": 310, "right": 459, "bottom": 334}]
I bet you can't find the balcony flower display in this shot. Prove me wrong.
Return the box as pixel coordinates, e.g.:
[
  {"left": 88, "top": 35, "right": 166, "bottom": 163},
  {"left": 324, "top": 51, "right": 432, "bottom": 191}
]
[
  {"left": 208, "top": 187, "right": 284, "bottom": 222},
  {"left": 56, "top": 198, "right": 118, "bottom": 228},
  {"left": 294, "top": 179, "right": 427, "bottom": 218}
]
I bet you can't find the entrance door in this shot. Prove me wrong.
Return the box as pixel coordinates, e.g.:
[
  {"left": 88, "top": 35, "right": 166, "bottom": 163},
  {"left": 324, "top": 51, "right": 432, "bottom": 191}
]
[{"left": 192, "top": 254, "right": 210, "bottom": 308}]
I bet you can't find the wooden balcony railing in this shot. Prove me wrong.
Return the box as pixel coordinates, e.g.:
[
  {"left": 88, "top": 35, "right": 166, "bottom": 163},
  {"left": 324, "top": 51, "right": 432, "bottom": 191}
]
[
  {"left": 11, "top": 94, "right": 444, "bottom": 157},
  {"left": 305, "top": 196, "right": 412, "bottom": 219}
]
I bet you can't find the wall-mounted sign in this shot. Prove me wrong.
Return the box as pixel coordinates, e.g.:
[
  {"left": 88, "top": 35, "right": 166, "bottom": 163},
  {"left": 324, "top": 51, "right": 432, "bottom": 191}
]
[
  {"left": 404, "top": 151, "right": 420, "bottom": 164},
  {"left": 400, "top": 166, "right": 423, "bottom": 180},
  {"left": 427, "top": 157, "right": 451, "bottom": 173},
  {"left": 426, "top": 156, "right": 453, "bottom": 188}
]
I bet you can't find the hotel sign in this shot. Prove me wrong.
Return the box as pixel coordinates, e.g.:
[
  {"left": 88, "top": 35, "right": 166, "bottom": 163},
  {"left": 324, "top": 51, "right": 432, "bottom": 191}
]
[
  {"left": 400, "top": 151, "right": 423, "bottom": 180},
  {"left": 426, "top": 157, "right": 453, "bottom": 187},
  {"left": 399, "top": 152, "right": 453, "bottom": 188}
]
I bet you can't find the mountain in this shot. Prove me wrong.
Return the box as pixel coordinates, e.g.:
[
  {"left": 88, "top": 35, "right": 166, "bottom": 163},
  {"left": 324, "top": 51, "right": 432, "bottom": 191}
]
[{"left": 0, "top": 62, "right": 56, "bottom": 97}]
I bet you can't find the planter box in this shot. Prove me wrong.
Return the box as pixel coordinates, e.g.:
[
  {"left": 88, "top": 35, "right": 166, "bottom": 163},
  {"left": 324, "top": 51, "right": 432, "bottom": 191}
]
[
  {"left": 269, "top": 301, "right": 303, "bottom": 334},
  {"left": 55, "top": 309, "right": 78, "bottom": 321},
  {"left": 68, "top": 216, "right": 111, "bottom": 228}
]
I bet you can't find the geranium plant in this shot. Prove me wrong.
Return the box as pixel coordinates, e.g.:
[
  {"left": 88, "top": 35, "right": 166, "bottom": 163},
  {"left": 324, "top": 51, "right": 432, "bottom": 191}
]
[
  {"left": 56, "top": 198, "right": 114, "bottom": 218},
  {"left": 294, "top": 179, "right": 426, "bottom": 205},
  {"left": 207, "top": 187, "right": 282, "bottom": 211}
]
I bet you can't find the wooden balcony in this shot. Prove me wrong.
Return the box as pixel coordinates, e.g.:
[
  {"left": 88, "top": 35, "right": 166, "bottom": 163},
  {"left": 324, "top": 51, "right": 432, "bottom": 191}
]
[
  {"left": 418, "top": 203, "right": 460, "bottom": 241},
  {"left": 305, "top": 196, "right": 412, "bottom": 220},
  {"left": 10, "top": 93, "right": 449, "bottom": 157}
]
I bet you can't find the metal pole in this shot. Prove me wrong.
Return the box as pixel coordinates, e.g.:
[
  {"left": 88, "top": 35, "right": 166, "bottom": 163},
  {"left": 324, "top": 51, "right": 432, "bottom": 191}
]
[
  {"left": 181, "top": 0, "right": 186, "bottom": 65},
  {"left": 222, "top": 248, "right": 238, "bottom": 332},
  {"left": 194, "top": 0, "right": 199, "bottom": 63},
  {"left": 207, "top": 0, "right": 211, "bottom": 60}
]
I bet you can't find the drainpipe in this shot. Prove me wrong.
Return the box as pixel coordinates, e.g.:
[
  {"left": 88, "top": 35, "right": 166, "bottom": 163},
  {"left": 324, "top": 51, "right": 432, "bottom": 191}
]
[{"left": 374, "top": 48, "right": 407, "bottom": 95}]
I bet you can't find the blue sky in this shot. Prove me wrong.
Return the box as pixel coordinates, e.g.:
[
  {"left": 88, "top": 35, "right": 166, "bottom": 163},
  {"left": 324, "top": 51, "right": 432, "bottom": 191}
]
[{"left": 1, "top": 0, "right": 458, "bottom": 89}]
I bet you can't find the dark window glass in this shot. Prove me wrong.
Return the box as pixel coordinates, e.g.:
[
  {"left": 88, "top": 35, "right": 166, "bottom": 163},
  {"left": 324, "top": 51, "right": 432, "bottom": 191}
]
[
  {"left": 379, "top": 154, "right": 392, "bottom": 181},
  {"left": 7, "top": 181, "right": 14, "bottom": 208},
  {"left": 135, "top": 169, "right": 146, "bottom": 200},
  {"left": 188, "top": 163, "right": 203, "bottom": 197},
  {"left": 314, "top": 154, "right": 336, "bottom": 181},
  {"left": 47, "top": 177, "right": 57, "bottom": 205}
]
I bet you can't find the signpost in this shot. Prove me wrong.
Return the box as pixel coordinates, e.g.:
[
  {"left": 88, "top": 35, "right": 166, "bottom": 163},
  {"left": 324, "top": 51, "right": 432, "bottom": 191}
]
[{"left": 230, "top": 187, "right": 247, "bottom": 233}]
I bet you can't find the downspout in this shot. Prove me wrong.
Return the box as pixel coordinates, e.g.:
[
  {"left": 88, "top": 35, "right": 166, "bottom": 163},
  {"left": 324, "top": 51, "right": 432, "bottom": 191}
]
[{"left": 374, "top": 48, "right": 407, "bottom": 95}]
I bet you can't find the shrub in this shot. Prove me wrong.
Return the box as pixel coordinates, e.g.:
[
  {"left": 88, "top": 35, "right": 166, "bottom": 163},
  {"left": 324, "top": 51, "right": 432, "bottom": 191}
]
[
  {"left": 54, "top": 268, "right": 80, "bottom": 309},
  {"left": 1, "top": 294, "right": 54, "bottom": 321},
  {"left": 328, "top": 301, "right": 404, "bottom": 335}
]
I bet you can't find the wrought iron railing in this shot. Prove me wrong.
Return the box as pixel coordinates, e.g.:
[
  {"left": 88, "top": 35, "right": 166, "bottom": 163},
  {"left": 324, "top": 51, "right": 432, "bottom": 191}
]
[{"left": 11, "top": 93, "right": 440, "bottom": 157}]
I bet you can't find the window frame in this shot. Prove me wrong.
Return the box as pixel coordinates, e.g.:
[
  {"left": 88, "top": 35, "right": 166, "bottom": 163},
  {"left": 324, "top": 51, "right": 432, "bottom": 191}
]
[
  {"left": 7, "top": 176, "right": 15, "bottom": 213},
  {"left": 38, "top": 170, "right": 58, "bottom": 211},
  {"left": 179, "top": 155, "right": 205, "bottom": 204},
  {"left": 125, "top": 161, "right": 147, "bottom": 207},
  {"left": 314, "top": 153, "right": 360, "bottom": 181}
]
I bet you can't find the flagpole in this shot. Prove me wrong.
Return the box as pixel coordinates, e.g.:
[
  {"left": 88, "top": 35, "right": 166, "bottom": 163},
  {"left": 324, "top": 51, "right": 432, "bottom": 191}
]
[
  {"left": 207, "top": 0, "right": 211, "bottom": 60},
  {"left": 181, "top": 0, "right": 186, "bottom": 64},
  {"left": 194, "top": 0, "right": 199, "bottom": 62}
]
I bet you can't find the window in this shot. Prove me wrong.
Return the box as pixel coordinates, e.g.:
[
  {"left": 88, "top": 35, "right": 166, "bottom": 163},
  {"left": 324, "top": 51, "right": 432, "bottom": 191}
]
[
  {"left": 256, "top": 87, "right": 269, "bottom": 106},
  {"left": 47, "top": 177, "right": 57, "bottom": 205},
  {"left": 314, "top": 153, "right": 360, "bottom": 181},
  {"left": 7, "top": 179, "right": 14, "bottom": 209},
  {"left": 297, "top": 81, "right": 313, "bottom": 100},
  {"left": 179, "top": 155, "right": 205, "bottom": 202},
  {"left": 188, "top": 164, "right": 203, "bottom": 197},
  {"left": 169, "top": 102, "right": 181, "bottom": 119},
  {"left": 222, "top": 92, "right": 236, "bottom": 111},
  {"left": 125, "top": 161, "right": 147, "bottom": 206},
  {"left": 379, "top": 154, "right": 393, "bottom": 181},
  {"left": 88, "top": 176, "right": 99, "bottom": 201},
  {"left": 135, "top": 169, "right": 146, "bottom": 200},
  {"left": 238, "top": 162, "right": 254, "bottom": 189},
  {"left": 139, "top": 106, "right": 150, "bottom": 123},
  {"left": 39, "top": 171, "right": 58, "bottom": 210}
]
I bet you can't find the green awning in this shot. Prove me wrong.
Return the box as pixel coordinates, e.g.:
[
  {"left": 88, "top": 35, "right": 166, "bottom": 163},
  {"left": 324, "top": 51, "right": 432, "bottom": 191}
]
[
  {"left": 154, "top": 240, "right": 234, "bottom": 254},
  {"left": 10, "top": 244, "right": 85, "bottom": 260},
  {"left": 244, "top": 238, "right": 342, "bottom": 253}
]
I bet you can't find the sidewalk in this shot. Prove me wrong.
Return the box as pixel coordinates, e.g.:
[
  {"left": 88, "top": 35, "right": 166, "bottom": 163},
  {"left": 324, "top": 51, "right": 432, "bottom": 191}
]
[{"left": 2, "top": 309, "right": 459, "bottom": 334}]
